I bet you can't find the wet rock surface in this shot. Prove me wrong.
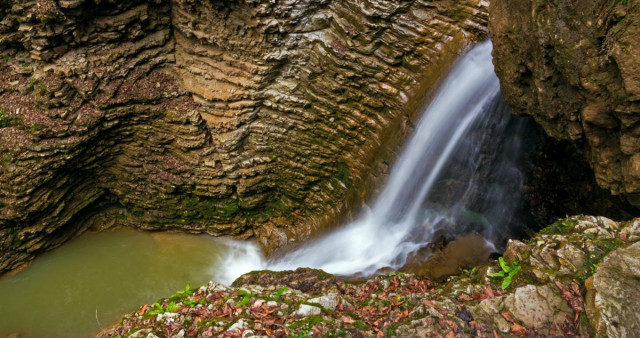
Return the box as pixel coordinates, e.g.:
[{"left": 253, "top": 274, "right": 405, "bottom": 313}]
[
  {"left": 489, "top": 0, "right": 640, "bottom": 205},
  {"left": 100, "top": 215, "right": 640, "bottom": 337},
  {"left": 0, "top": 0, "right": 489, "bottom": 273}
]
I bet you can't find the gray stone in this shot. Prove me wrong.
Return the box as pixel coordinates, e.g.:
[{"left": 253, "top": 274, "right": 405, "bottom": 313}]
[
  {"left": 295, "top": 304, "right": 322, "bottom": 317},
  {"left": 586, "top": 242, "right": 640, "bottom": 338},
  {"left": 470, "top": 284, "right": 572, "bottom": 335},
  {"left": 227, "top": 319, "right": 247, "bottom": 332},
  {"left": 308, "top": 293, "right": 339, "bottom": 311}
]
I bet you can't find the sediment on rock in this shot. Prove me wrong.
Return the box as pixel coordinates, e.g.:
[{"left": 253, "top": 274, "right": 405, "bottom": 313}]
[{"left": 0, "top": 0, "right": 490, "bottom": 273}]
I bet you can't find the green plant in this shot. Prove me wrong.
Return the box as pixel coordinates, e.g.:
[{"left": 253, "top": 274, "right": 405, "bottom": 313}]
[
  {"left": 271, "top": 286, "right": 289, "bottom": 300},
  {"left": 236, "top": 289, "right": 252, "bottom": 307},
  {"left": 539, "top": 218, "right": 578, "bottom": 236},
  {"left": 290, "top": 330, "right": 311, "bottom": 338},
  {"left": 462, "top": 266, "right": 478, "bottom": 276},
  {"left": 0, "top": 109, "right": 9, "bottom": 128},
  {"left": 30, "top": 122, "right": 44, "bottom": 132},
  {"left": 172, "top": 284, "right": 194, "bottom": 299},
  {"left": 488, "top": 257, "right": 521, "bottom": 289},
  {"left": 146, "top": 302, "right": 164, "bottom": 316}
]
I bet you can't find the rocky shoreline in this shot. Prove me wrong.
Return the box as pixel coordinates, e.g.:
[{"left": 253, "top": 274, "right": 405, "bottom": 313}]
[{"left": 99, "top": 215, "right": 640, "bottom": 337}]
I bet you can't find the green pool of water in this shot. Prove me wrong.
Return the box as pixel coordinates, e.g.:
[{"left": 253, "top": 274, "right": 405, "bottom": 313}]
[{"left": 0, "top": 229, "right": 250, "bottom": 337}]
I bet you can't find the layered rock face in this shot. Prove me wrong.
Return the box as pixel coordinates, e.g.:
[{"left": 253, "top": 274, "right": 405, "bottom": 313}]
[
  {"left": 489, "top": 0, "right": 640, "bottom": 205},
  {"left": 0, "top": 0, "right": 489, "bottom": 272}
]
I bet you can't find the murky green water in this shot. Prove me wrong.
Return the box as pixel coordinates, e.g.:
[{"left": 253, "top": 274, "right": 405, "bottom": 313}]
[{"left": 0, "top": 229, "right": 252, "bottom": 337}]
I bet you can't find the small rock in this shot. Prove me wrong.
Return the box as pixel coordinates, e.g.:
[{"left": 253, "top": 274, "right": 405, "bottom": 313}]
[
  {"left": 296, "top": 304, "right": 322, "bottom": 316},
  {"left": 156, "top": 312, "right": 179, "bottom": 323},
  {"left": 171, "top": 329, "right": 185, "bottom": 338},
  {"left": 227, "top": 319, "right": 247, "bottom": 332},
  {"left": 308, "top": 293, "right": 339, "bottom": 311}
]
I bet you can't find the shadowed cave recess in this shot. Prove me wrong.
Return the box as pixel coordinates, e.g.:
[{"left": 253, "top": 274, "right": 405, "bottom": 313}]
[{"left": 0, "top": 0, "right": 636, "bottom": 275}]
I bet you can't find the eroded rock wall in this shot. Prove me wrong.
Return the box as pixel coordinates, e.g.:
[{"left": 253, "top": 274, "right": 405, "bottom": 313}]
[
  {"left": 0, "top": 0, "right": 489, "bottom": 272},
  {"left": 489, "top": 0, "right": 640, "bottom": 205}
]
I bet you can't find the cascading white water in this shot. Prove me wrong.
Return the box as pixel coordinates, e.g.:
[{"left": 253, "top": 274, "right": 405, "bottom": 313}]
[{"left": 215, "top": 41, "right": 514, "bottom": 284}]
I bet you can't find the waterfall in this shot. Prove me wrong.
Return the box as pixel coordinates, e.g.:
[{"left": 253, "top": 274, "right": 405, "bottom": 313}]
[{"left": 215, "top": 41, "right": 525, "bottom": 284}]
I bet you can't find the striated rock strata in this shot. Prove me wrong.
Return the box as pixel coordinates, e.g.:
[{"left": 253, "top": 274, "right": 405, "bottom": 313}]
[
  {"left": 489, "top": 0, "right": 640, "bottom": 205},
  {"left": 0, "top": 0, "right": 489, "bottom": 272}
]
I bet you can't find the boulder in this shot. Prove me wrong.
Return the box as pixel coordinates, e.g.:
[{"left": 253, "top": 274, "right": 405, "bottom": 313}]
[{"left": 586, "top": 241, "right": 640, "bottom": 338}]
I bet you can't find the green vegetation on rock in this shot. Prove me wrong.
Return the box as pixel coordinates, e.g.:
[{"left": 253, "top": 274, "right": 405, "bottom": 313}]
[
  {"left": 0, "top": 109, "right": 10, "bottom": 128},
  {"left": 488, "top": 257, "right": 521, "bottom": 289}
]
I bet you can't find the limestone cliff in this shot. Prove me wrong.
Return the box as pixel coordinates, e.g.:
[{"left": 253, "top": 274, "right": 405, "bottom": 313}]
[
  {"left": 489, "top": 0, "right": 640, "bottom": 205},
  {"left": 0, "top": 0, "right": 489, "bottom": 272}
]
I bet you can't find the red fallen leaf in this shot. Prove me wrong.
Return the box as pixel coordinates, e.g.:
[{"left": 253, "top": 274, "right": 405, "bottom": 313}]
[
  {"left": 484, "top": 285, "right": 496, "bottom": 299},
  {"left": 374, "top": 318, "right": 386, "bottom": 329},
  {"left": 445, "top": 331, "right": 456, "bottom": 338},
  {"left": 257, "top": 318, "right": 271, "bottom": 326},
  {"left": 199, "top": 326, "right": 217, "bottom": 338},
  {"left": 221, "top": 303, "right": 234, "bottom": 317},
  {"left": 376, "top": 331, "right": 384, "bottom": 338},
  {"left": 335, "top": 295, "right": 344, "bottom": 312},
  {"left": 408, "top": 279, "right": 428, "bottom": 293},
  {"left": 469, "top": 320, "right": 485, "bottom": 332},
  {"left": 312, "top": 324, "right": 328, "bottom": 337},
  {"left": 423, "top": 299, "right": 437, "bottom": 308},
  {"left": 341, "top": 316, "right": 355, "bottom": 324},
  {"left": 385, "top": 277, "right": 400, "bottom": 292},
  {"left": 620, "top": 232, "right": 628, "bottom": 241},
  {"left": 502, "top": 312, "right": 516, "bottom": 324},
  {"left": 510, "top": 323, "right": 527, "bottom": 336},
  {"left": 458, "top": 294, "right": 473, "bottom": 301},
  {"left": 187, "top": 324, "right": 199, "bottom": 337},
  {"left": 138, "top": 304, "right": 148, "bottom": 315},
  {"left": 555, "top": 281, "right": 585, "bottom": 323},
  {"left": 492, "top": 329, "right": 500, "bottom": 338},
  {"left": 191, "top": 306, "right": 208, "bottom": 318},
  {"left": 206, "top": 291, "right": 225, "bottom": 302},
  {"left": 438, "top": 318, "right": 458, "bottom": 332}
]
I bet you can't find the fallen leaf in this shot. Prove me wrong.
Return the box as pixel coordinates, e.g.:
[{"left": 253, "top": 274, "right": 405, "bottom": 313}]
[
  {"left": 501, "top": 312, "right": 516, "bottom": 324},
  {"left": 341, "top": 316, "right": 355, "bottom": 324},
  {"left": 458, "top": 294, "right": 473, "bottom": 301},
  {"left": 620, "top": 232, "right": 628, "bottom": 241},
  {"left": 484, "top": 285, "right": 496, "bottom": 299},
  {"left": 138, "top": 304, "right": 148, "bottom": 315},
  {"left": 510, "top": 323, "right": 527, "bottom": 336}
]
